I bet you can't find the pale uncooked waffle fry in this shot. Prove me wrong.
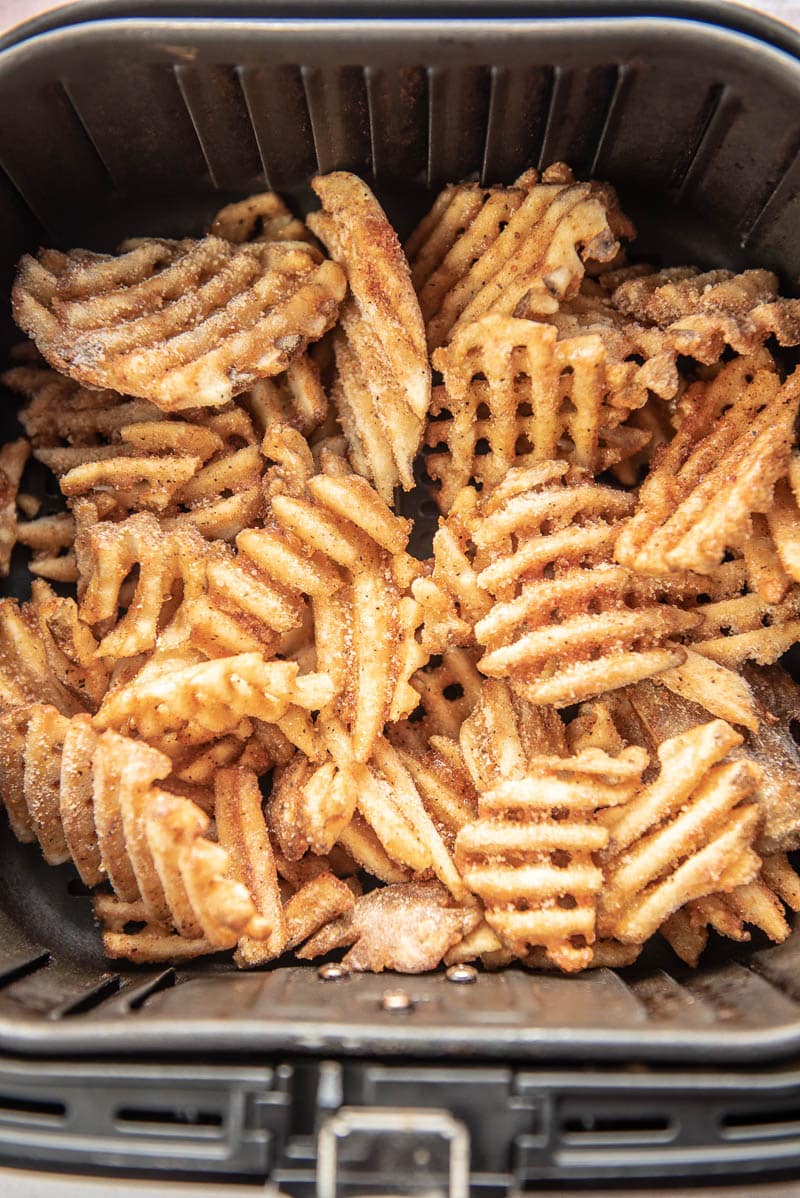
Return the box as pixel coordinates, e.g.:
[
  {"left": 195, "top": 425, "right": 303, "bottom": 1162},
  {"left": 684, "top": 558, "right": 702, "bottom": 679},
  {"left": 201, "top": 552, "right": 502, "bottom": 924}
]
[{"left": 13, "top": 236, "right": 346, "bottom": 410}]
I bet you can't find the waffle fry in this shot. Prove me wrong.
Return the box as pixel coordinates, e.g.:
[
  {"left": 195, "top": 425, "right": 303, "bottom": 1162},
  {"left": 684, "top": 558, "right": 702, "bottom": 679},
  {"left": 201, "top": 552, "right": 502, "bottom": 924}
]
[
  {"left": 598, "top": 720, "right": 762, "bottom": 943},
  {"left": 210, "top": 192, "right": 312, "bottom": 245},
  {"left": 466, "top": 464, "right": 697, "bottom": 704},
  {"left": 94, "top": 654, "right": 333, "bottom": 747},
  {"left": 426, "top": 314, "right": 652, "bottom": 509},
  {"left": 308, "top": 172, "right": 430, "bottom": 501},
  {"left": 261, "top": 426, "right": 427, "bottom": 759},
  {"left": 616, "top": 355, "right": 800, "bottom": 580},
  {"left": 297, "top": 880, "right": 481, "bottom": 973},
  {"left": 0, "top": 438, "right": 30, "bottom": 576},
  {"left": 13, "top": 237, "right": 346, "bottom": 410},
  {"left": 456, "top": 745, "right": 646, "bottom": 970},
  {"left": 407, "top": 164, "right": 633, "bottom": 350},
  {"left": 610, "top": 266, "right": 800, "bottom": 356},
  {"left": 5, "top": 167, "right": 800, "bottom": 978},
  {"left": 662, "top": 853, "right": 800, "bottom": 966}
]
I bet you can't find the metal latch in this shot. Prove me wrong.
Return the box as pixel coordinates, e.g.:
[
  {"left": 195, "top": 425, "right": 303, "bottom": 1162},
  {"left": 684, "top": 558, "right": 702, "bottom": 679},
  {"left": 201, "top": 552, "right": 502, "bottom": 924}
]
[{"left": 317, "top": 1107, "right": 470, "bottom": 1198}]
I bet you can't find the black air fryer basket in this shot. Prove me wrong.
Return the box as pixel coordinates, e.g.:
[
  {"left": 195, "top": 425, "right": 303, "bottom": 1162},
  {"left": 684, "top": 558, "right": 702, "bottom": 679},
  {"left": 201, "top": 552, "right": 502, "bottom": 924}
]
[{"left": 5, "top": 1, "right": 800, "bottom": 1190}]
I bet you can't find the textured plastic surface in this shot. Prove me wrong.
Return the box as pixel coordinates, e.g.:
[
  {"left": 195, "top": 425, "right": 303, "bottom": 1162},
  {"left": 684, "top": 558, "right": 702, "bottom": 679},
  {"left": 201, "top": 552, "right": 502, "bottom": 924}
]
[{"left": 2, "top": 4, "right": 800, "bottom": 1077}]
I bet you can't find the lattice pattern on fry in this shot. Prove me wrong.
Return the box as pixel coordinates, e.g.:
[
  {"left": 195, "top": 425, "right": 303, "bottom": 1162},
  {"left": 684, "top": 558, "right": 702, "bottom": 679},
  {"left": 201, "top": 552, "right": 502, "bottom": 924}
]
[
  {"left": 12, "top": 237, "right": 346, "bottom": 410},
  {"left": 308, "top": 172, "right": 430, "bottom": 502},
  {"left": 425, "top": 314, "right": 652, "bottom": 510},
  {"left": 297, "top": 880, "right": 481, "bottom": 972},
  {"left": 682, "top": 559, "right": 800, "bottom": 669},
  {"left": 95, "top": 654, "right": 333, "bottom": 750},
  {"left": 598, "top": 719, "right": 762, "bottom": 943},
  {"left": 662, "top": 853, "right": 800, "bottom": 966},
  {"left": 460, "top": 463, "right": 697, "bottom": 705},
  {"left": 615, "top": 355, "right": 800, "bottom": 580},
  {"left": 456, "top": 745, "right": 646, "bottom": 971},
  {"left": 5, "top": 359, "right": 266, "bottom": 535},
  {"left": 407, "top": 163, "right": 634, "bottom": 350},
  {"left": 259, "top": 426, "right": 428, "bottom": 759},
  {"left": 610, "top": 266, "right": 800, "bottom": 355}
]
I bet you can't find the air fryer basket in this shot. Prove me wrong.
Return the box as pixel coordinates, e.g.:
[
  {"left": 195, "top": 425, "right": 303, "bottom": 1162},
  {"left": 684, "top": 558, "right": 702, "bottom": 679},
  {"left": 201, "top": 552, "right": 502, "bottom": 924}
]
[{"left": 7, "top": 5, "right": 800, "bottom": 1189}]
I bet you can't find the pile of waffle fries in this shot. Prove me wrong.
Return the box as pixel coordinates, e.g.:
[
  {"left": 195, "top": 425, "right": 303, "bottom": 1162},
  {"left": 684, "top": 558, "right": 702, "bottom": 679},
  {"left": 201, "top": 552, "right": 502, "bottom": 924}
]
[{"left": 2, "top": 165, "right": 800, "bottom": 974}]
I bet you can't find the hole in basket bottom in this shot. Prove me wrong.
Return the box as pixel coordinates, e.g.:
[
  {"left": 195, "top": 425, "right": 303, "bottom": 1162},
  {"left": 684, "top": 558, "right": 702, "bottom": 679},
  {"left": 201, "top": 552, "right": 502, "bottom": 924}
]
[
  {"left": 116, "top": 1106, "right": 223, "bottom": 1129},
  {"left": 722, "top": 1107, "right": 800, "bottom": 1137},
  {"left": 562, "top": 1113, "right": 671, "bottom": 1138},
  {"left": 0, "top": 1095, "right": 66, "bottom": 1121}
]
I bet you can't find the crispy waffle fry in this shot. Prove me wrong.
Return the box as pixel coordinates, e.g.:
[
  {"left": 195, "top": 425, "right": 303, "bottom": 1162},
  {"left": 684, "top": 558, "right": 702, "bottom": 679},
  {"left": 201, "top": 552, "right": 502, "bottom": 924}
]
[
  {"left": 0, "top": 438, "right": 30, "bottom": 575},
  {"left": 407, "top": 164, "right": 633, "bottom": 350},
  {"left": 456, "top": 746, "right": 646, "bottom": 970},
  {"left": 610, "top": 266, "right": 800, "bottom": 356},
  {"left": 411, "top": 498, "right": 491, "bottom": 651},
  {"left": 76, "top": 513, "right": 211, "bottom": 660},
  {"left": 598, "top": 720, "right": 762, "bottom": 943},
  {"left": 603, "top": 676, "right": 800, "bottom": 856},
  {"left": 95, "top": 654, "right": 333, "bottom": 747},
  {"left": 261, "top": 426, "right": 427, "bottom": 759},
  {"left": 459, "top": 677, "right": 568, "bottom": 792},
  {"left": 5, "top": 359, "right": 266, "bottom": 533},
  {"left": 425, "top": 314, "right": 652, "bottom": 509},
  {"left": 662, "top": 853, "right": 800, "bottom": 966},
  {"left": 297, "top": 880, "right": 481, "bottom": 973},
  {"left": 308, "top": 172, "right": 430, "bottom": 501},
  {"left": 95, "top": 895, "right": 217, "bottom": 963},
  {"left": 13, "top": 237, "right": 346, "bottom": 410},
  {"left": 0, "top": 598, "right": 83, "bottom": 714},
  {"left": 210, "top": 192, "right": 312, "bottom": 245},
  {"left": 615, "top": 356, "right": 800, "bottom": 581},
  {"left": 29, "top": 579, "right": 109, "bottom": 712},
  {"left": 243, "top": 354, "right": 328, "bottom": 439},
  {"left": 462, "top": 463, "right": 697, "bottom": 704},
  {"left": 682, "top": 559, "right": 800, "bottom": 669}
]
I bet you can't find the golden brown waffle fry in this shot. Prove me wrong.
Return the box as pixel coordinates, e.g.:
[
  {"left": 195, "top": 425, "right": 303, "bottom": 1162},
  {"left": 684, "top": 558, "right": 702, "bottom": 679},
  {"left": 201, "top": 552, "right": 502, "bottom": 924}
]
[
  {"left": 214, "top": 767, "right": 286, "bottom": 963},
  {"left": 426, "top": 314, "right": 652, "bottom": 509},
  {"left": 308, "top": 172, "right": 430, "bottom": 501},
  {"left": 683, "top": 560, "right": 800, "bottom": 669},
  {"left": 12, "top": 237, "right": 346, "bottom": 411},
  {"left": 405, "top": 648, "right": 484, "bottom": 744},
  {"left": 243, "top": 354, "right": 328, "bottom": 439},
  {"left": 765, "top": 454, "right": 800, "bottom": 586},
  {"left": 411, "top": 500, "right": 491, "bottom": 651},
  {"left": 297, "top": 880, "right": 481, "bottom": 973},
  {"left": 210, "top": 192, "right": 312, "bottom": 245},
  {"left": 460, "top": 463, "right": 697, "bottom": 705},
  {"left": 407, "top": 164, "right": 633, "bottom": 350},
  {"left": 261, "top": 426, "right": 427, "bottom": 759},
  {"left": 0, "top": 438, "right": 30, "bottom": 576},
  {"left": 6, "top": 360, "right": 267, "bottom": 534},
  {"left": 662, "top": 853, "right": 800, "bottom": 966},
  {"left": 459, "top": 677, "right": 568, "bottom": 792},
  {"left": 283, "top": 871, "right": 356, "bottom": 951},
  {"left": 598, "top": 720, "right": 762, "bottom": 943},
  {"left": 456, "top": 745, "right": 646, "bottom": 971},
  {"left": 0, "top": 598, "right": 83, "bottom": 714},
  {"left": 95, "top": 654, "right": 333, "bottom": 747},
  {"left": 95, "top": 895, "right": 217, "bottom": 963},
  {"left": 610, "top": 266, "right": 800, "bottom": 355},
  {"left": 616, "top": 356, "right": 800, "bottom": 581},
  {"left": 76, "top": 513, "right": 211, "bottom": 660},
  {"left": 29, "top": 579, "right": 109, "bottom": 712},
  {"left": 602, "top": 676, "right": 800, "bottom": 857}
]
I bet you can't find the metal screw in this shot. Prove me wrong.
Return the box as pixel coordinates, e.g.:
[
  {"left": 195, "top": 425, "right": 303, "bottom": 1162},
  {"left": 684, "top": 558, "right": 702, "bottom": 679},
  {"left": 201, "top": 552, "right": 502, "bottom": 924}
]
[
  {"left": 445, "top": 963, "right": 478, "bottom": 985},
  {"left": 381, "top": 989, "right": 414, "bottom": 1012},
  {"left": 317, "top": 963, "right": 348, "bottom": 981}
]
